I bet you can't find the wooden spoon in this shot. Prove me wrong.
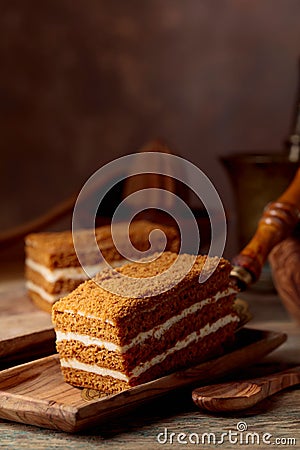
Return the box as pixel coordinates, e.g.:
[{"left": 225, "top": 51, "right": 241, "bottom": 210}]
[{"left": 192, "top": 366, "right": 300, "bottom": 412}]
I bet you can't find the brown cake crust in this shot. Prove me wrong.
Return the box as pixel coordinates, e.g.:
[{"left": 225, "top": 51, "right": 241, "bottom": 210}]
[
  {"left": 52, "top": 252, "right": 239, "bottom": 395},
  {"left": 53, "top": 253, "right": 232, "bottom": 328},
  {"left": 25, "top": 220, "right": 179, "bottom": 268},
  {"left": 26, "top": 220, "right": 179, "bottom": 311},
  {"left": 54, "top": 287, "right": 236, "bottom": 345}
]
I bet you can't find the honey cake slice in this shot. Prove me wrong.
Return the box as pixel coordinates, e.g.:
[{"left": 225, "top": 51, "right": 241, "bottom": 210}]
[
  {"left": 25, "top": 220, "right": 179, "bottom": 313},
  {"left": 52, "top": 252, "right": 239, "bottom": 394}
]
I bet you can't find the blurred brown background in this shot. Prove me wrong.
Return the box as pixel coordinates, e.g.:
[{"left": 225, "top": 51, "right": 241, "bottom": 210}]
[{"left": 1, "top": 0, "right": 300, "bottom": 255}]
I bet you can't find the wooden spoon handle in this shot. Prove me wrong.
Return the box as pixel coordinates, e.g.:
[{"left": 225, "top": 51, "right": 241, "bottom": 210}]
[
  {"left": 192, "top": 366, "right": 300, "bottom": 412},
  {"left": 231, "top": 167, "right": 300, "bottom": 288}
]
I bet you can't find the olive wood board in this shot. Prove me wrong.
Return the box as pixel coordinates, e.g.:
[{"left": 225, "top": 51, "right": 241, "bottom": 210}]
[{"left": 0, "top": 327, "right": 286, "bottom": 433}]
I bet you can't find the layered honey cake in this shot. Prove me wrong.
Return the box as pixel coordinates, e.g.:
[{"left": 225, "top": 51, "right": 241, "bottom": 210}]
[
  {"left": 52, "top": 252, "right": 239, "bottom": 394},
  {"left": 25, "top": 221, "right": 179, "bottom": 313}
]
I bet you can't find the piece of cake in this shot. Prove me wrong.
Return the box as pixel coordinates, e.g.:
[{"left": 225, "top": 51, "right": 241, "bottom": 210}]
[
  {"left": 52, "top": 252, "right": 239, "bottom": 394},
  {"left": 25, "top": 220, "right": 179, "bottom": 313}
]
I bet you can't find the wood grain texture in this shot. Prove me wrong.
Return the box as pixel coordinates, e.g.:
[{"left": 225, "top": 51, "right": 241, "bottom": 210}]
[
  {"left": 192, "top": 365, "right": 300, "bottom": 412},
  {"left": 0, "top": 328, "right": 286, "bottom": 432}
]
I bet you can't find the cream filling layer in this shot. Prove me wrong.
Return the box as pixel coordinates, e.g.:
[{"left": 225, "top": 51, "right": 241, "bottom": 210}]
[
  {"left": 60, "top": 359, "right": 129, "bottom": 381},
  {"left": 26, "top": 281, "right": 64, "bottom": 303},
  {"left": 56, "top": 287, "right": 237, "bottom": 352},
  {"left": 60, "top": 314, "right": 239, "bottom": 381},
  {"left": 26, "top": 258, "right": 125, "bottom": 283}
]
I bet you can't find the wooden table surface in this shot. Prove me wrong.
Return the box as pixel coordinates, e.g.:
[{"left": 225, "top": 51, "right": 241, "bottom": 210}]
[{"left": 0, "top": 259, "right": 299, "bottom": 449}]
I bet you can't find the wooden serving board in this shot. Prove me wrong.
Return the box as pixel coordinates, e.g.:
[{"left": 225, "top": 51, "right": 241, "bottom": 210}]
[{"left": 0, "top": 327, "right": 286, "bottom": 433}]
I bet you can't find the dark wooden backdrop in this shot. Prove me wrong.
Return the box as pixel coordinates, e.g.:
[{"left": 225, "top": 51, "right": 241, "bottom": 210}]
[{"left": 1, "top": 0, "right": 300, "bottom": 253}]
